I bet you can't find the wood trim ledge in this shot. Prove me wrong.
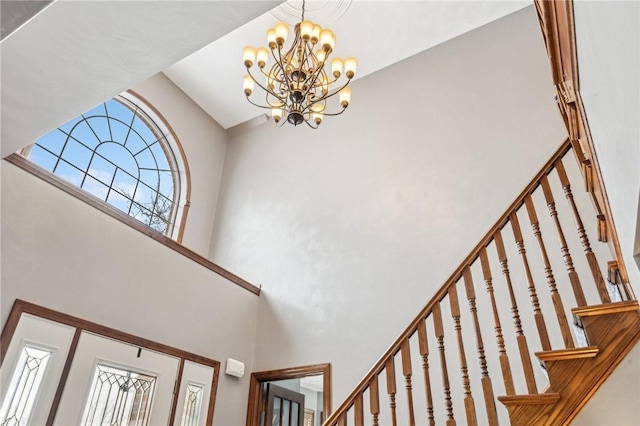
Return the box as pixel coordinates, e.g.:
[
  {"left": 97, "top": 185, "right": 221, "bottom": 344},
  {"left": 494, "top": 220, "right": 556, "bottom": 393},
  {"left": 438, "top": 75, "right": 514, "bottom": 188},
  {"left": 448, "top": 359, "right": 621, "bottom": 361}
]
[{"left": 3, "top": 154, "right": 260, "bottom": 296}]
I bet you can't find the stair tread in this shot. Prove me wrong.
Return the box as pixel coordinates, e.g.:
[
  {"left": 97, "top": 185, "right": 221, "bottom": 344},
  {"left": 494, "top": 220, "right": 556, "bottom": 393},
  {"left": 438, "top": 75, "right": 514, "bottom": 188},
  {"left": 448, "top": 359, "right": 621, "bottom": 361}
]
[
  {"left": 535, "top": 346, "right": 599, "bottom": 361},
  {"left": 572, "top": 300, "right": 639, "bottom": 317},
  {"left": 500, "top": 301, "right": 640, "bottom": 425},
  {"left": 497, "top": 393, "right": 561, "bottom": 406}
]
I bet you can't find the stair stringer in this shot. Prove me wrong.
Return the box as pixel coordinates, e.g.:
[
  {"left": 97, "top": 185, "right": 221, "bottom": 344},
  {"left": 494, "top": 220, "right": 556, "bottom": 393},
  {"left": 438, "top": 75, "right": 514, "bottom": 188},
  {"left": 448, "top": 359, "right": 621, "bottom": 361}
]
[{"left": 498, "top": 301, "right": 640, "bottom": 426}]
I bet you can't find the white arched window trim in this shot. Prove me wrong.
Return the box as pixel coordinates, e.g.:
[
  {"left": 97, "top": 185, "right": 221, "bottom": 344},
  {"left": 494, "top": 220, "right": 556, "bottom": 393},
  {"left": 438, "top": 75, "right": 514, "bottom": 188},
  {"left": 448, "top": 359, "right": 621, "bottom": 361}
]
[
  {"left": 21, "top": 91, "right": 191, "bottom": 241},
  {"left": 119, "top": 91, "right": 191, "bottom": 241}
]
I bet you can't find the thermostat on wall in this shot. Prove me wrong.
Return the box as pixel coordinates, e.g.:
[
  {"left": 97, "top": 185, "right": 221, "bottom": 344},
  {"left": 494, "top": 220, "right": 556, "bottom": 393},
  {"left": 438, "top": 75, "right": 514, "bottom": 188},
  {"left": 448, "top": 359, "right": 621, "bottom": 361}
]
[{"left": 225, "top": 358, "right": 245, "bottom": 378}]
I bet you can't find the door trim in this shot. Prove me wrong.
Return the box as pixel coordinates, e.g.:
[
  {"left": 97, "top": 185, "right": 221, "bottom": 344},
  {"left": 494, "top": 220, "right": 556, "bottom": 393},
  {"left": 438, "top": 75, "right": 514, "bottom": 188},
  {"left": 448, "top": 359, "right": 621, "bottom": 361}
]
[
  {"left": 246, "top": 363, "right": 331, "bottom": 426},
  {"left": 0, "top": 299, "right": 220, "bottom": 425}
]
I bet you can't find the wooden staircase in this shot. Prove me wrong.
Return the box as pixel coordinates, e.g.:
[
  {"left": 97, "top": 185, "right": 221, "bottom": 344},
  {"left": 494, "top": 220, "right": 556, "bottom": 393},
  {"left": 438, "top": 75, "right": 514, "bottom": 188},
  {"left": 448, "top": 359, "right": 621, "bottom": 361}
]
[
  {"left": 321, "top": 2, "right": 639, "bottom": 425},
  {"left": 498, "top": 301, "right": 640, "bottom": 425},
  {"left": 321, "top": 139, "right": 639, "bottom": 426}
]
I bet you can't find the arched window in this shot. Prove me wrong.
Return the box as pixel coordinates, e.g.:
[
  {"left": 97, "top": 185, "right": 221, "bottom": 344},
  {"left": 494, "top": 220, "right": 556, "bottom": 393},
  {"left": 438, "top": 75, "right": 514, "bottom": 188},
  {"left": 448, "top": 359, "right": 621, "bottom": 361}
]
[{"left": 25, "top": 93, "right": 187, "bottom": 237}]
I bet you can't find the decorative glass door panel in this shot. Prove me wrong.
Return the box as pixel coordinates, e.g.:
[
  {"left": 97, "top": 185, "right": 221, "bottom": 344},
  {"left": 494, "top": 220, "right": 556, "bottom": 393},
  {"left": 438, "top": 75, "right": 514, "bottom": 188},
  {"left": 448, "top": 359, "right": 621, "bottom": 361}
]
[
  {"left": 0, "top": 302, "right": 221, "bottom": 425},
  {"left": 53, "top": 332, "right": 179, "bottom": 425},
  {"left": 81, "top": 364, "right": 157, "bottom": 425}
]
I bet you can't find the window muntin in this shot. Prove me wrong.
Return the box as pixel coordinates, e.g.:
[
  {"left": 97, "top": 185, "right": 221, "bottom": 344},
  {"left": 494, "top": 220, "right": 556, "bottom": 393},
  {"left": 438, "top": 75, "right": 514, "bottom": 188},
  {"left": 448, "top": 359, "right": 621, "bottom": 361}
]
[
  {"left": 180, "top": 383, "right": 204, "bottom": 426},
  {"left": 0, "top": 346, "right": 52, "bottom": 425},
  {"left": 81, "top": 364, "right": 157, "bottom": 426},
  {"left": 26, "top": 95, "right": 182, "bottom": 236}
]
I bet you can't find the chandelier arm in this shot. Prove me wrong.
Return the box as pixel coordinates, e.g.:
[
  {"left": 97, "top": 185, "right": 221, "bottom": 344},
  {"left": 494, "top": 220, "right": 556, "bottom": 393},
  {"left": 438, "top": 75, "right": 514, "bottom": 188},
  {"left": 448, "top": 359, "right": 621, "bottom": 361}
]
[
  {"left": 246, "top": 66, "right": 287, "bottom": 105},
  {"left": 304, "top": 119, "right": 319, "bottom": 129},
  {"left": 316, "top": 107, "right": 348, "bottom": 117},
  {"left": 299, "top": 47, "right": 325, "bottom": 103},
  {"left": 244, "top": 96, "right": 278, "bottom": 111},
  {"left": 323, "top": 78, "right": 353, "bottom": 99},
  {"left": 324, "top": 74, "right": 347, "bottom": 87},
  {"left": 257, "top": 65, "right": 287, "bottom": 86},
  {"left": 267, "top": 47, "right": 288, "bottom": 87},
  {"left": 299, "top": 79, "right": 352, "bottom": 114},
  {"left": 274, "top": 38, "right": 297, "bottom": 97}
]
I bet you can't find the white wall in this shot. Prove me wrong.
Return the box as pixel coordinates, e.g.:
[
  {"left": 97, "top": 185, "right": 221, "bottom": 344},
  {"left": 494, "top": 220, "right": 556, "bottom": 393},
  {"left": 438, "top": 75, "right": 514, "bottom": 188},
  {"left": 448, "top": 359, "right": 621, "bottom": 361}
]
[
  {"left": 0, "top": 161, "right": 259, "bottom": 426},
  {"left": 573, "top": 0, "right": 640, "bottom": 292},
  {"left": 572, "top": 341, "right": 640, "bottom": 426},
  {"left": 209, "top": 5, "right": 567, "bottom": 408},
  {"left": 300, "top": 386, "right": 319, "bottom": 425},
  {"left": 569, "top": 2, "right": 640, "bottom": 422},
  {"left": 132, "top": 73, "right": 228, "bottom": 255}
]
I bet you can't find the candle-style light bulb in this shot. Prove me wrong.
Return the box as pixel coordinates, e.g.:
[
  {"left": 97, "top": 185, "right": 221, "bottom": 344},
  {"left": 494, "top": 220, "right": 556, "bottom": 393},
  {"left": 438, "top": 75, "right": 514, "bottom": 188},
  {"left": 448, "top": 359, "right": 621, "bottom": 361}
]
[
  {"left": 256, "top": 48, "right": 269, "bottom": 68},
  {"left": 243, "top": 75, "right": 255, "bottom": 96},
  {"left": 275, "top": 23, "right": 289, "bottom": 46},
  {"left": 300, "top": 20, "right": 314, "bottom": 41},
  {"left": 243, "top": 46, "right": 256, "bottom": 68},
  {"left": 344, "top": 57, "right": 357, "bottom": 79},
  {"left": 320, "top": 29, "right": 335, "bottom": 52},
  {"left": 267, "top": 29, "right": 277, "bottom": 49},
  {"left": 331, "top": 58, "right": 343, "bottom": 78},
  {"left": 339, "top": 87, "right": 351, "bottom": 108},
  {"left": 272, "top": 107, "right": 284, "bottom": 123}
]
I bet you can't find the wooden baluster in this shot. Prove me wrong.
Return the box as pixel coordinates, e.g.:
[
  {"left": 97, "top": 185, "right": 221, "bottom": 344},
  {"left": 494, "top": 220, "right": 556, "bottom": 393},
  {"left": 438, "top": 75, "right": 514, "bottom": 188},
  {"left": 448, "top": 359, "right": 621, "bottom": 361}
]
[
  {"left": 386, "top": 357, "right": 398, "bottom": 426},
  {"left": 400, "top": 339, "right": 416, "bottom": 426},
  {"left": 337, "top": 412, "right": 347, "bottom": 426},
  {"left": 524, "top": 195, "right": 575, "bottom": 348},
  {"left": 510, "top": 212, "right": 552, "bottom": 351},
  {"left": 462, "top": 267, "right": 499, "bottom": 426},
  {"left": 540, "top": 175, "right": 587, "bottom": 307},
  {"left": 354, "top": 393, "right": 364, "bottom": 426},
  {"left": 417, "top": 320, "right": 435, "bottom": 426},
  {"left": 433, "top": 302, "right": 456, "bottom": 426},
  {"left": 479, "top": 247, "right": 516, "bottom": 395},
  {"left": 554, "top": 159, "right": 612, "bottom": 303},
  {"left": 448, "top": 283, "right": 477, "bottom": 426},
  {"left": 494, "top": 229, "right": 538, "bottom": 394},
  {"left": 369, "top": 375, "right": 380, "bottom": 426}
]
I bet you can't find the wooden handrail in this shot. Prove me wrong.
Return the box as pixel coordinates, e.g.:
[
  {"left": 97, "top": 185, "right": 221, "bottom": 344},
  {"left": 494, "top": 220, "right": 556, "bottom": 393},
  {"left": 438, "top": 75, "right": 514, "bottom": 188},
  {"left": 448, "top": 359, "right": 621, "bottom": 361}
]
[
  {"left": 324, "top": 133, "right": 630, "bottom": 424},
  {"left": 324, "top": 132, "right": 634, "bottom": 425},
  {"left": 325, "top": 2, "right": 637, "bottom": 423},
  {"left": 534, "top": 0, "right": 633, "bottom": 296}
]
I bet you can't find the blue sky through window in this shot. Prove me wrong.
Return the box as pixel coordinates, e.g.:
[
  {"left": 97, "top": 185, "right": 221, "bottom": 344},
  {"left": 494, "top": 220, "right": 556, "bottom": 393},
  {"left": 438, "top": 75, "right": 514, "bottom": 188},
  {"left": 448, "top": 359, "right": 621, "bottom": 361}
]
[{"left": 28, "top": 97, "right": 178, "bottom": 234}]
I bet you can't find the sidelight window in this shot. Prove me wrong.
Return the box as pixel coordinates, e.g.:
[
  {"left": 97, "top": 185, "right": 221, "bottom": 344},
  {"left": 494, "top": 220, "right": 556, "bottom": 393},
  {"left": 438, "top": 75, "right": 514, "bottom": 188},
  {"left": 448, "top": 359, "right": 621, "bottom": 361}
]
[{"left": 0, "top": 346, "right": 52, "bottom": 425}]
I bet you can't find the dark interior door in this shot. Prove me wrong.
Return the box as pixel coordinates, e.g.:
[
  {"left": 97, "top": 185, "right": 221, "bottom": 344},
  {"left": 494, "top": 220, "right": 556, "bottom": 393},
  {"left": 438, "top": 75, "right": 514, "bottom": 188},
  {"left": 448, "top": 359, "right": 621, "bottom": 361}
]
[{"left": 264, "top": 383, "right": 305, "bottom": 426}]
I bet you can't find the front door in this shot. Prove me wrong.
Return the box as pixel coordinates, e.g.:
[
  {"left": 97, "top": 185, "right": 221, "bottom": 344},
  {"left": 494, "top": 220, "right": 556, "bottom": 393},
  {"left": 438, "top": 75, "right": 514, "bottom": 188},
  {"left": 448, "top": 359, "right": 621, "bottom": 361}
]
[
  {"left": 265, "top": 383, "right": 305, "bottom": 426},
  {"left": 53, "top": 331, "right": 180, "bottom": 425}
]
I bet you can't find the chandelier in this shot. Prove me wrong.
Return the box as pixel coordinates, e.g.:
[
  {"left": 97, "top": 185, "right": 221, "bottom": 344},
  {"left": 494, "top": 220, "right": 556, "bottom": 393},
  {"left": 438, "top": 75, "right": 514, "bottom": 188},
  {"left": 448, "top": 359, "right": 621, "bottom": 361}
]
[{"left": 242, "top": 0, "right": 357, "bottom": 128}]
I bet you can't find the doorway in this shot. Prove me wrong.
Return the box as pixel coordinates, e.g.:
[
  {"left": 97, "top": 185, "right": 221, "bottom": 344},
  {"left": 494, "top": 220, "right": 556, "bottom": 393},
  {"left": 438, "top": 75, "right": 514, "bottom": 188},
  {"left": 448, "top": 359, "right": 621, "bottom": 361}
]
[
  {"left": 0, "top": 299, "right": 219, "bottom": 426},
  {"left": 53, "top": 331, "right": 180, "bottom": 425},
  {"left": 246, "top": 363, "right": 331, "bottom": 426}
]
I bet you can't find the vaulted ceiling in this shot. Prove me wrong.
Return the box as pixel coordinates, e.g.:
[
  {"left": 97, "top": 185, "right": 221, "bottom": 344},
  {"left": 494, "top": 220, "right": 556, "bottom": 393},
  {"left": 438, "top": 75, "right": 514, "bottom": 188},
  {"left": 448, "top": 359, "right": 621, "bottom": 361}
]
[
  {"left": 1, "top": 0, "right": 529, "bottom": 157},
  {"left": 0, "top": 0, "right": 280, "bottom": 158},
  {"left": 164, "top": 0, "right": 530, "bottom": 129}
]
